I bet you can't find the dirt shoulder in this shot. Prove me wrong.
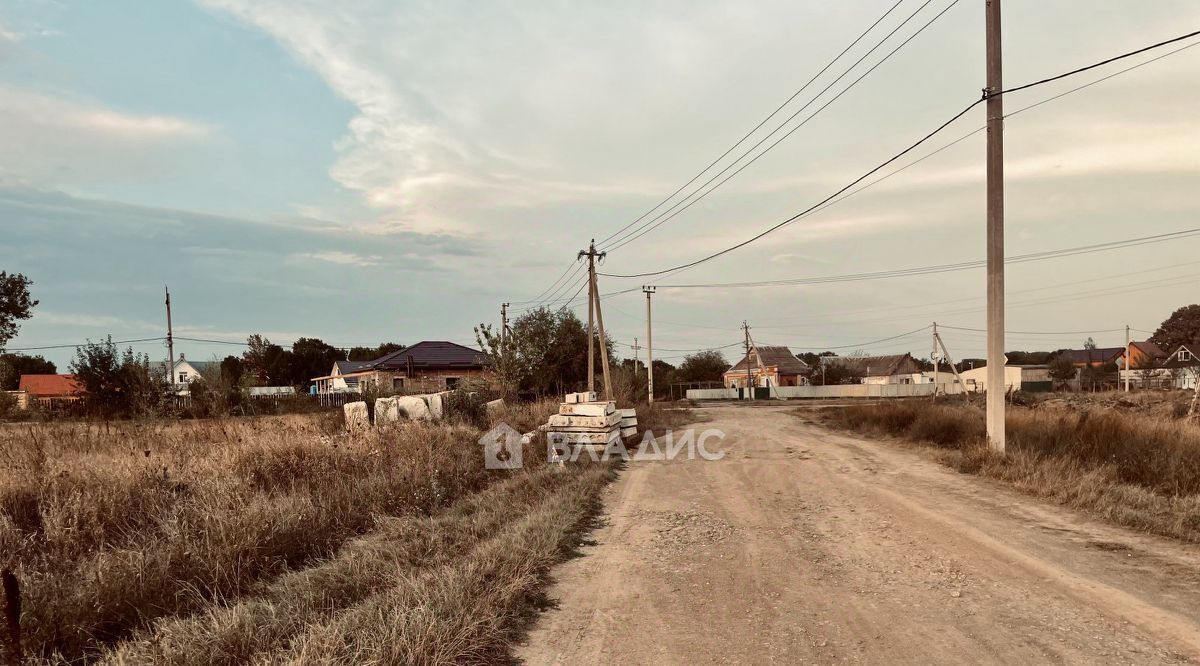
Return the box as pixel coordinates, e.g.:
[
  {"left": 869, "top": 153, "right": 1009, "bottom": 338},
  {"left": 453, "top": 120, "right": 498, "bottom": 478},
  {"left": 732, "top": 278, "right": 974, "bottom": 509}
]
[{"left": 516, "top": 405, "right": 1200, "bottom": 664}]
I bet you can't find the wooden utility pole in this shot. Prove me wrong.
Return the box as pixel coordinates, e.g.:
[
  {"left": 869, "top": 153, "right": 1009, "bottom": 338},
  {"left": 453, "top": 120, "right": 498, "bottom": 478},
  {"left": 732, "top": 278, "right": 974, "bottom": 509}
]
[
  {"left": 742, "top": 321, "right": 753, "bottom": 400},
  {"left": 644, "top": 286, "right": 656, "bottom": 404},
  {"left": 164, "top": 286, "right": 174, "bottom": 385},
  {"left": 500, "top": 302, "right": 509, "bottom": 355},
  {"left": 1124, "top": 324, "right": 1131, "bottom": 392},
  {"left": 985, "top": 0, "right": 1006, "bottom": 453},
  {"left": 579, "top": 241, "right": 612, "bottom": 399}
]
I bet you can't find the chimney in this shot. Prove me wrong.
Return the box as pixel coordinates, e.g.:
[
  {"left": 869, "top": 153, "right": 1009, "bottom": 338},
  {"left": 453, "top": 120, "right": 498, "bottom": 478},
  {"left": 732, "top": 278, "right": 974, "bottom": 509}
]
[{"left": 179, "top": 353, "right": 186, "bottom": 362}]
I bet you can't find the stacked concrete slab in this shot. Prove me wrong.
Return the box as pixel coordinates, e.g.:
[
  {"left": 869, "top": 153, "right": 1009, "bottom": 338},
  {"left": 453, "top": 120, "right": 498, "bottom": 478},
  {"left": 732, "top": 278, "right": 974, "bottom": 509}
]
[{"left": 544, "top": 392, "right": 637, "bottom": 446}]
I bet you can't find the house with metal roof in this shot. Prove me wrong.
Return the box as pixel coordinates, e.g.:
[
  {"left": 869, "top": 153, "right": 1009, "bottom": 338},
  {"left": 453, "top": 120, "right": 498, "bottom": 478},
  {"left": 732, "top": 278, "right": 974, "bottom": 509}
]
[
  {"left": 312, "top": 341, "right": 491, "bottom": 394},
  {"left": 1162, "top": 344, "right": 1200, "bottom": 390},
  {"left": 820, "top": 353, "right": 926, "bottom": 385},
  {"left": 723, "top": 345, "right": 809, "bottom": 388},
  {"left": 18, "top": 374, "right": 84, "bottom": 407}
]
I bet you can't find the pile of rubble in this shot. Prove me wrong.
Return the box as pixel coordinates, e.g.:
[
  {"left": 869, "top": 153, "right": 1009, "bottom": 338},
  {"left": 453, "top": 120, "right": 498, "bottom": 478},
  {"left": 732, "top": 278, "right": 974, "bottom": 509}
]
[{"left": 540, "top": 391, "right": 638, "bottom": 446}]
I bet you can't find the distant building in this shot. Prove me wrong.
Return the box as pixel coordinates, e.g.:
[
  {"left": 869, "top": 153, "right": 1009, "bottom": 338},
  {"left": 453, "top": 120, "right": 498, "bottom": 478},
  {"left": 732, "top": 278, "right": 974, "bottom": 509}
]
[
  {"left": 958, "top": 365, "right": 1051, "bottom": 393},
  {"left": 1059, "top": 347, "right": 1125, "bottom": 368},
  {"left": 1118, "top": 340, "right": 1171, "bottom": 389},
  {"left": 312, "top": 341, "right": 490, "bottom": 394},
  {"left": 18, "top": 374, "right": 84, "bottom": 406},
  {"left": 1162, "top": 344, "right": 1200, "bottom": 390},
  {"left": 150, "top": 354, "right": 217, "bottom": 395},
  {"left": 723, "top": 345, "right": 809, "bottom": 388},
  {"left": 821, "top": 353, "right": 925, "bottom": 385}
]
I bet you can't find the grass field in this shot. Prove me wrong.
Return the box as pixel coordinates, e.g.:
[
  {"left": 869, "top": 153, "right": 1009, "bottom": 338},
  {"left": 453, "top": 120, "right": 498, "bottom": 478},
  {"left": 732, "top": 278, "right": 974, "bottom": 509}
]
[
  {"left": 0, "top": 401, "right": 689, "bottom": 664},
  {"left": 809, "top": 395, "right": 1200, "bottom": 543}
]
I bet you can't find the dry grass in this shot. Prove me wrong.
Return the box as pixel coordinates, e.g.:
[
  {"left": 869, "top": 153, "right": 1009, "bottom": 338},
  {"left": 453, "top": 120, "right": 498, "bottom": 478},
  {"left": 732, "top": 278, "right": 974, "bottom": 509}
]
[
  {"left": 0, "top": 407, "right": 626, "bottom": 664},
  {"left": 815, "top": 400, "right": 1200, "bottom": 543}
]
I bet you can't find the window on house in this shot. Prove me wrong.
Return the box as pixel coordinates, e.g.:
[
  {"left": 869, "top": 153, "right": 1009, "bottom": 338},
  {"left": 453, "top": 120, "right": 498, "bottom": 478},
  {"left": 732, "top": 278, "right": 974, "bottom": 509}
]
[
  {"left": 1181, "top": 350, "right": 1193, "bottom": 362},
  {"left": 178, "top": 372, "right": 188, "bottom": 382},
  {"left": 445, "top": 377, "right": 460, "bottom": 389},
  {"left": 392, "top": 377, "right": 405, "bottom": 391}
]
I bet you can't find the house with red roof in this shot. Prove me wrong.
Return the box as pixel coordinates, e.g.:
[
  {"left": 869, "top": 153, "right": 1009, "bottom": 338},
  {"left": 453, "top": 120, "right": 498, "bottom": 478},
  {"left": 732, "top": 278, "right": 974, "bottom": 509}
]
[{"left": 18, "top": 374, "right": 85, "bottom": 406}]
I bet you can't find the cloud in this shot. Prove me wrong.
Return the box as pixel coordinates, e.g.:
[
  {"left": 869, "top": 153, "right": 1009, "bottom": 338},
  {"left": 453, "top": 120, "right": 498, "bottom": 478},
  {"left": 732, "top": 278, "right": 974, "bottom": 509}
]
[{"left": 296, "top": 251, "right": 382, "bottom": 267}]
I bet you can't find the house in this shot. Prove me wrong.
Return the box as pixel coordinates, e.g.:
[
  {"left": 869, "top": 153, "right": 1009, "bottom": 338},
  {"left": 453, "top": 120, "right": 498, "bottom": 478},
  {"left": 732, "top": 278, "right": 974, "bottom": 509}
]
[
  {"left": 18, "top": 374, "right": 84, "bottom": 406},
  {"left": 723, "top": 345, "right": 809, "bottom": 388},
  {"left": 151, "top": 354, "right": 217, "bottom": 387},
  {"left": 1162, "top": 344, "right": 1200, "bottom": 390},
  {"left": 820, "top": 353, "right": 925, "bottom": 385},
  {"left": 1117, "top": 340, "right": 1171, "bottom": 388},
  {"left": 1059, "top": 347, "right": 1125, "bottom": 368},
  {"left": 313, "top": 360, "right": 373, "bottom": 394},
  {"left": 312, "top": 341, "right": 490, "bottom": 394},
  {"left": 958, "top": 365, "right": 1051, "bottom": 393}
]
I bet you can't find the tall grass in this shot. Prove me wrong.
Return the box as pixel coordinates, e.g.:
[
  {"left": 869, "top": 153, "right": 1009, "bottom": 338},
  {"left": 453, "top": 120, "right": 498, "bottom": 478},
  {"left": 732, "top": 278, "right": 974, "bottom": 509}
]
[
  {"left": 0, "top": 416, "right": 498, "bottom": 661},
  {"left": 818, "top": 401, "right": 1200, "bottom": 542}
]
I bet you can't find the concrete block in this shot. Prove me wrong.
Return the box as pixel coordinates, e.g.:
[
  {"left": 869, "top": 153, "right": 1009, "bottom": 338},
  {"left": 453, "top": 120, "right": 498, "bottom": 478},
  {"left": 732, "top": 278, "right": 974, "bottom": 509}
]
[
  {"left": 620, "top": 416, "right": 638, "bottom": 428},
  {"left": 343, "top": 401, "right": 369, "bottom": 431},
  {"left": 486, "top": 398, "right": 506, "bottom": 419},
  {"left": 374, "top": 397, "right": 400, "bottom": 424},
  {"left": 422, "top": 391, "right": 450, "bottom": 420},
  {"left": 549, "top": 429, "right": 620, "bottom": 445},
  {"left": 547, "top": 412, "right": 621, "bottom": 428},
  {"left": 396, "top": 396, "right": 432, "bottom": 421},
  {"left": 559, "top": 401, "right": 616, "bottom": 417},
  {"left": 621, "top": 426, "right": 638, "bottom": 439},
  {"left": 619, "top": 408, "right": 637, "bottom": 418}
]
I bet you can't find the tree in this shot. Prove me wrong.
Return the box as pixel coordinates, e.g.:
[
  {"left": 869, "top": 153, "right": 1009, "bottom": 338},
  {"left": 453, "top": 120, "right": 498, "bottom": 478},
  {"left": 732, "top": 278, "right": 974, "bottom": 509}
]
[
  {"left": 70, "top": 337, "right": 168, "bottom": 417},
  {"left": 1048, "top": 356, "right": 1077, "bottom": 390},
  {"left": 0, "top": 272, "right": 37, "bottom": 349},
  {"left": 1083, "top": 337, "right": 1097, "bottom": 350},
  {"left": 476, "top": 307, "right": 615, "bottom": 397},
  {"left": 242, "top": 334, "right": 290, "bottom": 385},
  {"left": 220, "top": 355, "right": 245, "bottom": 385},
  {"left": 348, "top": 342, "right": 404, "bottom": 361},
  {"left": 0, "top": 353, "right": 56, "bottom": 390},
  {"left": 678, "top": 350, "right": 729, "bottom": 383},
  {"left": 288, "top": 337, "right": 345, "bottom": 389},
  {"left": 1151, "top": 304, "right": 1200, "bottom": 352}
]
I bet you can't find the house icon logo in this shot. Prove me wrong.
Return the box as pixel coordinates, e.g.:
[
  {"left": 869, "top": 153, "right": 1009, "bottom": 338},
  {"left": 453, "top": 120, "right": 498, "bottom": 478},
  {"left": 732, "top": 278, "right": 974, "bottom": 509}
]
[{"left": 480, "top": 422, "right": 523, "bottom": 469}]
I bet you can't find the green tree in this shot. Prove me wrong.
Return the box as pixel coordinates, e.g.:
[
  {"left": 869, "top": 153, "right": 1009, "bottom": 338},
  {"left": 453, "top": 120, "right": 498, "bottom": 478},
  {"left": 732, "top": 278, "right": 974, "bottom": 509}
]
[
  {"left": 0, "top": 353, "right": 57, "bottom": 390},
  {"left": 678, "top": 350, "right": 729, "bottom": 383},
  {"left": 288, "top": 337, "right": 345, "bottom": 389},
  {"left": 1047, "top": 356, "right": 1077, "bottom": 390},
  {"left": 70, "top": 337, "right": 168, "bottom": 417},
  {"left": 0, "top": 272, "right": 37, "bottom": 349},
  {"left": 1151, "top": 304, "right": 1200, "bottom": 352},
  {"left": 476, "top": 307, "right": 615, "bottom": 397},
  {"left": 242, "top": 334, "right": 291, "bottom": 385},
  {"left": 220, "top": 355, "right": 245, "bottom": 385},
  {"left": 347, "top": 342, "right": 404, "bottom": 361}
]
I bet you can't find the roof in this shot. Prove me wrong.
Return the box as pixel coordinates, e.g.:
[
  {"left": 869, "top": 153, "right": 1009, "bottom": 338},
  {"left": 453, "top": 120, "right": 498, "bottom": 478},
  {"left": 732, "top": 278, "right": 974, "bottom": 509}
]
[
  {"left": 821, "top": 353, "right": 918, "bottom": 377},
  {"left": 150, "top": 359, "right": 218, "bottom": 377},
  {"left": 335, "top": 360, "right": 372, "bottom": 374},
  {"left": 370, "top": 341, "right": 487, "bottom": 371},
  {"left": 1130, "top": 340, "right": 1167, "bottom": 358},
  {"left": 726, "top": 345, "right": 808, "bottom": 375},
  {"left": 18, "top": 374, "right": 84, "bottom": 397},
  {"left": 1163, "top": 344, "right": 1200, "bottom": 369},
  {"left": 1059, "top": 348, "right": 1125, "bottom": 365}
]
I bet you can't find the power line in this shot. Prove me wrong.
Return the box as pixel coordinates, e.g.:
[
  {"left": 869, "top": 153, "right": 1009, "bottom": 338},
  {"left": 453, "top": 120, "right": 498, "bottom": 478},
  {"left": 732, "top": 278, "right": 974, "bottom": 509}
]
[
  {"left": 595, "top": 0, "right": 908, "bottom": 249},
  {"left": 790, "top": 325, "right": 932, "bottom": 351},
  {"left": 602, "top": 0, "right": 961, "bottom": 254},
  {"left": 600, "top": 27, "right": 1200, "bottom": 279},
  {"left": 649, "top": 227, "right": 1200, "bottom": 289},
  {"left": 5, "top": 336, "right": 167, "bottom": 352}
]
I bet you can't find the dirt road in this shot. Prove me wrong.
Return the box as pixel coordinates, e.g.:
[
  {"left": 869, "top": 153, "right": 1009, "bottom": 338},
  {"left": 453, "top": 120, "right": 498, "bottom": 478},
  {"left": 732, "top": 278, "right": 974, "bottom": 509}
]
[{"left": 517, "top": 406, "right": 1200, "bottom": 664}]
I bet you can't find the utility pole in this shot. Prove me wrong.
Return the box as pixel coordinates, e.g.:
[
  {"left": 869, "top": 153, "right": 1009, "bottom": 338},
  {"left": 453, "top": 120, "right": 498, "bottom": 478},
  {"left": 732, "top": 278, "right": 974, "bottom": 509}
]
[
  {"left": 742, "top": 321, "right": 753, "bottom": 401},
  {"left": 579, "top": 241, "right": 613, "bottom": 399},
  {"left": 644, "top": 286, "right": 656, "bottom": 404},
  {"left": 632, "top": 337, "right": 640, "bottom": 377},
  {"left": 500, "top": 302, "right": 509, "bottom": 355},
  {"left": 1125, "top": 324, "right": 1131, "bottom": 392},
  {"left": 164, "top": 286, "right": 175, "bottom": 385},
  {"left": 985, "top": 0, "right": 1006, "bottom": 454},
  {"left": 932, "top": 322, "right": 940, "bottom": 399}
]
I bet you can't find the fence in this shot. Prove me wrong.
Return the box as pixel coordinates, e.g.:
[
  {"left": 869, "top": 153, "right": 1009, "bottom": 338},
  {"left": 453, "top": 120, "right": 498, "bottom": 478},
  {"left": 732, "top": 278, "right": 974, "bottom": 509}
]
[{"left": 686, "top": 382, "right": 966, "bottom": 401}]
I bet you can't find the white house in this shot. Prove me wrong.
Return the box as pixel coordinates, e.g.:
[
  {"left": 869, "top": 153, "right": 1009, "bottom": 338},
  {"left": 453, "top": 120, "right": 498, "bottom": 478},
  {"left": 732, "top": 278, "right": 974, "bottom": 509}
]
[
  {"left": 152, "top": 354, "right": 217, "bottom": 392},
  {"left": 958, "top": 364, "right": 1052, "bottom": 393},
  {"left": 1164, "top": 344, "right": 1200, "bottom": 390}
]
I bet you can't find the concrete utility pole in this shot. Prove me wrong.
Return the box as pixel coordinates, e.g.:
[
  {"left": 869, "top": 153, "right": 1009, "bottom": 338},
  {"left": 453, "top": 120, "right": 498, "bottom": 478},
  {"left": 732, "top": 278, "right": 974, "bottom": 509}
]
[
  {"left": 742, "top": 320, "right": 753, "bottom": 400},
  {"left": 632, "top": 337, "right": 640, "bottom": 377},
  {"left": 1125, "top": 324, "right": 1131, "bottom": 392},
  {"left": 985, "top": 0, "right": 1006, "bottom": 454},
  {"left": 164, "top": 285, "right": 175, "bottom": 385},
  {"left": 644, "top": 286, "right": 656, "bottom": 404},
  {"left": 579, "top": 241, "right": 613, "bottom": 399},
  {"left": 932, "top": 322, "right": 940, "bottom": 398}
]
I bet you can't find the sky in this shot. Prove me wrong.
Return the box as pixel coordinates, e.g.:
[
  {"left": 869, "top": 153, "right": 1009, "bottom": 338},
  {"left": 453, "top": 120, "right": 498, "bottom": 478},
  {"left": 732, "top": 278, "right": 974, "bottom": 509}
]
[{"left": 1, "top": 0, "right": 1199, "bottom": 370}]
